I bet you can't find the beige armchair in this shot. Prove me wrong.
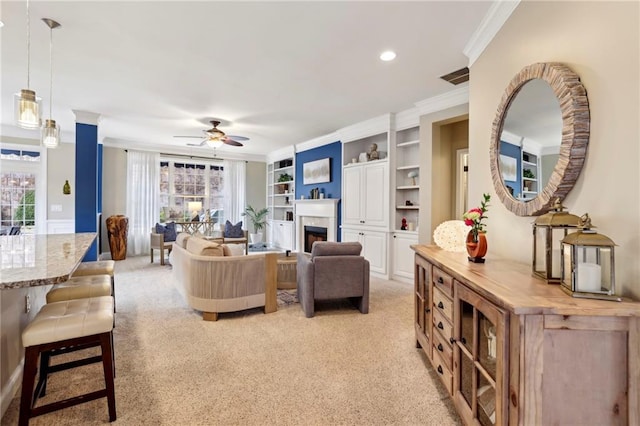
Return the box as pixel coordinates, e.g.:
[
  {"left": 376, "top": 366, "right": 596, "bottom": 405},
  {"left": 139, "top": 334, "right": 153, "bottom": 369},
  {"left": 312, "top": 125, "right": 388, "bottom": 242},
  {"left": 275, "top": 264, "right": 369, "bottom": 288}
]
[
  {"left": 150, "top": 229, "right": 173, "bottom": 265},
  {"left": 296, "top": 241, "right": 370, "bottom": 318}
]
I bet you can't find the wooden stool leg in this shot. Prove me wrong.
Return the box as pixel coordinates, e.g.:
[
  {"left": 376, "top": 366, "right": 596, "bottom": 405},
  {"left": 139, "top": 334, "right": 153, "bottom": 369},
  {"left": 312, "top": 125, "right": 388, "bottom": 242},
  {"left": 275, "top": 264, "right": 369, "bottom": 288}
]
[
  {"left": 111, "top": 276, "right": 116, "bottom": 313},
  {"left": 100, "top": 332, "right": 117, "bottom": 421},
  {"left": 19, "top": 345, "right": 40, "bottom": 426},
  {"left": 34, "top": 350, "right": 51, "bottom": 399}
]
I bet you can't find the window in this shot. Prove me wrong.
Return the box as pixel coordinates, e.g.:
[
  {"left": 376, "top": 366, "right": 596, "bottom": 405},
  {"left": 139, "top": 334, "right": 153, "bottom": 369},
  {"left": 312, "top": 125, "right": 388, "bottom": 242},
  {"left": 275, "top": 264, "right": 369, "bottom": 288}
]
[
  {"left": 159, "top": 159, "right": 224, "bottom": 223},
  {"left": 0, "top": 148, "right": 42, "bottom": 235}
]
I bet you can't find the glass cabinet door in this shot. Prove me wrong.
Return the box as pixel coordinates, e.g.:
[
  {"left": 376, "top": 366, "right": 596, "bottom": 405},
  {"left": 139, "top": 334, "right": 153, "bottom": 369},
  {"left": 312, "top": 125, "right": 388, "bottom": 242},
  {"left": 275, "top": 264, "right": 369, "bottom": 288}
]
[
  {"left": 453, "top": 283, "right": 508, "bottom": 426},
  {"left": 414, "top": 256, "right": 431, "bottom": 351}
]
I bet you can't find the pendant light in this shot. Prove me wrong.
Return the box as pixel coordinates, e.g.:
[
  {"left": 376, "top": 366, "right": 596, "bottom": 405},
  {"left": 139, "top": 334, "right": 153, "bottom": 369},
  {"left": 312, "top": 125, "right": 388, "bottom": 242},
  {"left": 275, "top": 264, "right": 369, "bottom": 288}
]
[
  {"left": 14, "top": 0, "right": 42, "bottom": 129},
  {"left": 41, "top": 18, "right": 61, "bottom": 148}
]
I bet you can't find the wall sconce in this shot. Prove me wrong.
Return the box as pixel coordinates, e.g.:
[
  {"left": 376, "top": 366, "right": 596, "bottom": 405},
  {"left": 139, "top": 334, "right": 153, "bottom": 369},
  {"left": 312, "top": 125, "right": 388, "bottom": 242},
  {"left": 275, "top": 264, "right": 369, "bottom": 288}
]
[
  {"left": 560, "top": 213, "right": 621, "bottom": 301},
  {"left": 532, "top": 199, "right": 580, "bottom": 283},
  {"left": 63, "top": 179, "right": 71, "bottom": 195}
]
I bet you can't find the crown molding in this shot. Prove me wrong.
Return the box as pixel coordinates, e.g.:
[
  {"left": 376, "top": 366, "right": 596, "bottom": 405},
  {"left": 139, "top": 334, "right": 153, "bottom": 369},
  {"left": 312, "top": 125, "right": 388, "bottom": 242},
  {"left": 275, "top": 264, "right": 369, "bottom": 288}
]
[
  {"left": 72, "top": 110, "right": 101, "bottom": 126},
  {"left": 463, "top": 0, "right": 520, "bottom": 67},
  {"left": 414, "top": 86, "right": 469, "bottom": 116},
  {"left": 336, "top": 114, "right": 392, "bottom": 143},
  {"left": 295, "top": 132, "right": 339, "bottom": 153},
  {"left": 266, "top": 145, "right": 296, "bottom": 163},
  {"left": 394, "top": 108, "right": 420, "bottom": 131}
]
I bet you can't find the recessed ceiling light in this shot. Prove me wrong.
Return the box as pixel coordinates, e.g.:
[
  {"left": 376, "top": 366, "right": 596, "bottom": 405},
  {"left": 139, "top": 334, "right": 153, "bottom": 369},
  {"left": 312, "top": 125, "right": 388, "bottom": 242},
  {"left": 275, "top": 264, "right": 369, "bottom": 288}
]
[{"left": 380, "top": 51, "right": 396, "bottom": 61}]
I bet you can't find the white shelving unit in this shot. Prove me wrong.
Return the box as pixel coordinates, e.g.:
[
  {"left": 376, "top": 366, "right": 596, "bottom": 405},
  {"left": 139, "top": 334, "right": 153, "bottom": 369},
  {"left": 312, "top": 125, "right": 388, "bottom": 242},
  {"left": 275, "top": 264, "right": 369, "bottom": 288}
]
[
  {"left": 520, "top": 150, "right": 540, "bottom": 201},
  {"left": 267, "top": 156, "right": 295, "bottom": 250},
  {"left": 393, "top": 126, "right": 420, "bottom": 232}
]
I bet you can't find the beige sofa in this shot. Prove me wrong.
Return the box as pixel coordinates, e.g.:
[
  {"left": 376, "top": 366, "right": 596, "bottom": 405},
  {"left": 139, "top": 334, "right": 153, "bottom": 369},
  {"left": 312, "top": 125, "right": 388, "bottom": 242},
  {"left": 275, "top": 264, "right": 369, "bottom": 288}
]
[{"left": 170, "top": 234, "right": 277, "bottom": 321}]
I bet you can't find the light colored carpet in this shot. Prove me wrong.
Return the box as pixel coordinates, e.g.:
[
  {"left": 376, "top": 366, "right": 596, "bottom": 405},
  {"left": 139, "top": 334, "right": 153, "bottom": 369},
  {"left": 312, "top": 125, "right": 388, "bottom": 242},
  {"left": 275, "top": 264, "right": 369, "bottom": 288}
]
[{"left": 1, "top": 256, "right": 461, "bottom": 425}]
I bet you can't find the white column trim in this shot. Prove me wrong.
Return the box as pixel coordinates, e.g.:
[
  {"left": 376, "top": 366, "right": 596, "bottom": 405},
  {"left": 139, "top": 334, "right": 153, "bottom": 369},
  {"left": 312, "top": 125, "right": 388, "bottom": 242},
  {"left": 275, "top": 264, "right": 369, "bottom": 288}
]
[{"left": 72, "top": 110, "right": 101, "bottom": 125}]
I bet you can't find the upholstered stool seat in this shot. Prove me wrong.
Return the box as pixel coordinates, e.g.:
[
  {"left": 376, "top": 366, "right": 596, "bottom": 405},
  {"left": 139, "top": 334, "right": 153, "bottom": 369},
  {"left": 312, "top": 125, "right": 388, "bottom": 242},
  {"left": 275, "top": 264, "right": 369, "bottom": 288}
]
[
  {"left": 19, "top": 296, "right": 116, "bottom": 425},
  {"left": 72, "top": 260, "right": 116, "bottom": 310},
  {"left": 46, "top": 275, "right": 112, "bottom": 304}
]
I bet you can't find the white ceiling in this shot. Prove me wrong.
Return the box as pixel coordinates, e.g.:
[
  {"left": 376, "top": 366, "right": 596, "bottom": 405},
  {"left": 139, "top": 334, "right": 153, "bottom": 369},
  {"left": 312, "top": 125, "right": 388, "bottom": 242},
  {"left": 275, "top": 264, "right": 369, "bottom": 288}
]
[{"left": 1, "top": 1, "right": 493, "bottom": 160}]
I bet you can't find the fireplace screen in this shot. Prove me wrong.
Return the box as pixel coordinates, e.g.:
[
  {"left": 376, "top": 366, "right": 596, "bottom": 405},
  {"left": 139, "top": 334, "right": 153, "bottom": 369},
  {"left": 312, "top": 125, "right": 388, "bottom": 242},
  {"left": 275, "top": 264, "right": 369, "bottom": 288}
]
[{"left": 304, "top": 226, "right": 328, "bottom": 252}]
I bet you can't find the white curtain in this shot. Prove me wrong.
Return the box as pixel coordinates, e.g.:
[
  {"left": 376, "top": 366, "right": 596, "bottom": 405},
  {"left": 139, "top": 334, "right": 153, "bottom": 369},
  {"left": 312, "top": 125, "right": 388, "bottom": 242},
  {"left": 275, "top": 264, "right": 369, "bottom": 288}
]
[
  {"left": 126, "top": 150, "right": 160, "bottom": 255},
  {"left": 223, "top": 160, "right": 246, "bottom": 227}
]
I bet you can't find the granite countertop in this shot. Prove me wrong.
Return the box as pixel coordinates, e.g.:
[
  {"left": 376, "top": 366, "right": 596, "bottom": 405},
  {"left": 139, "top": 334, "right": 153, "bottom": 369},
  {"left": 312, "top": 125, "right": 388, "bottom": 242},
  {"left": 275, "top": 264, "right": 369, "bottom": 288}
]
[{"left": 0, "top": 233, "right": 97, "bottom": 289}]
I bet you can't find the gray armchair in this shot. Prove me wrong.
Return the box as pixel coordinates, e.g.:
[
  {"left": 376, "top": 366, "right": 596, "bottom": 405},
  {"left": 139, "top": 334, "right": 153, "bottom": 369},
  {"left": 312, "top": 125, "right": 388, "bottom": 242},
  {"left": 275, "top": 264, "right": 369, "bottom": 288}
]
[{"left": 296, "top": 241, "right": 370, "bottom": 318}]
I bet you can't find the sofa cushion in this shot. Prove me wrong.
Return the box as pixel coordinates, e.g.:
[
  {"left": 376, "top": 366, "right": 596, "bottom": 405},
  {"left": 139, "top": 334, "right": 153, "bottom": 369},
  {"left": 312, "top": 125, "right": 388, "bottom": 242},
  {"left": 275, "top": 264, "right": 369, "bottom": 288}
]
[
  {"left": 175, "top": 232, "right": 190, "bottom": 249},
  {"left": 311, "top": 241, "right": 362, "bottom": 258},
  {"left": 221, "top": 244, "right": 232, "bottom": 257},
  {"left": 155, "top": 222, "right": 177, "bottom": 242},
  {"left": 186, "top": 237, "right": 225, "bottom": 257},
  {"left": 224, "top": 220, "right": 244, "bottom": 238}
]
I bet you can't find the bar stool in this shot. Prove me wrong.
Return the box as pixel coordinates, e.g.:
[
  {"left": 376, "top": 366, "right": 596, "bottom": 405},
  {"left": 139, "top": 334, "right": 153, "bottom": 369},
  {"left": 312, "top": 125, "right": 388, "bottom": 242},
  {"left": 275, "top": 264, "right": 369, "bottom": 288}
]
[
  {"left": 19, "top": 296, "right": 116, "bottom": 426},
  {"left": 72, "top": 260, "right": 116, "bottom": 310},
  {"left": 46, "top": 275, "right": 112, "bottom": 304}
]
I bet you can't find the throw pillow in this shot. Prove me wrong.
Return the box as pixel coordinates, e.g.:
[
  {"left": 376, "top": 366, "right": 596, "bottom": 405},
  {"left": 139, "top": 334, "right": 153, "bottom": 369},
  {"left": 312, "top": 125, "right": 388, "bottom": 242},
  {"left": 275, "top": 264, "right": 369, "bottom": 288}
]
[
  {"left": 224, "top": 220, "right": 244, "bottom": 238},
  {"left": 155, "top": 222, "right": 177, "bottom": 242}
]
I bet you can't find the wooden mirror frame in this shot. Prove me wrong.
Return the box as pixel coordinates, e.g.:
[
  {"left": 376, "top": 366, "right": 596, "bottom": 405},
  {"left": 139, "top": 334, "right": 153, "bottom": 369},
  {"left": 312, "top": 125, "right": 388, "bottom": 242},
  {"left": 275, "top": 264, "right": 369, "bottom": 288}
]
[{"left": 490, "top": 62, "right": 590, "bottom": 216}]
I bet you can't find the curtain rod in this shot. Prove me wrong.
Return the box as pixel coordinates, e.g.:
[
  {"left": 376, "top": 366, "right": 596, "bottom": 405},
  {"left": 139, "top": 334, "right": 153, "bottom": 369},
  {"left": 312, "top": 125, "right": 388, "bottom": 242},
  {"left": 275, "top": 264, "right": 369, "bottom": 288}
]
[{"left": 124, "top": 149, "right": 247, "bottom": 163}]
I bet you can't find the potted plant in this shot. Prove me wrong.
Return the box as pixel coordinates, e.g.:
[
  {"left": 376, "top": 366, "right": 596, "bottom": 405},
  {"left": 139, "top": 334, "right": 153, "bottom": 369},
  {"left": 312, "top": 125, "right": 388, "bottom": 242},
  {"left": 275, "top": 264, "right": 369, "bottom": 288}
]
[
  {"left": 242, "top": 205, "right": 269, "bottom": 244},
  {"left": 277, "top": 173, "right": 293, "bottom": 194}
]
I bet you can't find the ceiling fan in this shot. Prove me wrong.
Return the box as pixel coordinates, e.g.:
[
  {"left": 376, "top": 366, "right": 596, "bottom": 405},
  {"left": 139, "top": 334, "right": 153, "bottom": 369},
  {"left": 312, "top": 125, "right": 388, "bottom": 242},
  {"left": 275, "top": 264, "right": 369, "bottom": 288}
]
[{"left": 174, "top": 120, "right": 249, "bottom": 147}]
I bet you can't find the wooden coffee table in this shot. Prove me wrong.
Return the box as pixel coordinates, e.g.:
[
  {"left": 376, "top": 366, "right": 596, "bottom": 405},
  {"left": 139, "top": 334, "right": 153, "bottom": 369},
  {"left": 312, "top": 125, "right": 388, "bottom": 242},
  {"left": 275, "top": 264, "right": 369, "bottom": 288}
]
[{"left": 277, "top": 252, "right": 297, "bottom": 289}]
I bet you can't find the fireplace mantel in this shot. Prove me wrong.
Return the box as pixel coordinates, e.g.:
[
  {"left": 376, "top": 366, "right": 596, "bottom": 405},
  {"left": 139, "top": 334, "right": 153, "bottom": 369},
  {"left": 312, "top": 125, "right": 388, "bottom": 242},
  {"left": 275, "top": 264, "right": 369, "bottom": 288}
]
[{"left": 294, "top": 199, "right": 340, "bottom": 252}]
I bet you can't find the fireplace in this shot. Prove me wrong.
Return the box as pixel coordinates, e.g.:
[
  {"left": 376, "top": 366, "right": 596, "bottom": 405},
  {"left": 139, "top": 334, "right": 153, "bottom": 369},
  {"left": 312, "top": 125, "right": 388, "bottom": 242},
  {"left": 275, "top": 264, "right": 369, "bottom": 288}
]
[
  {"left": 304, "top": 226, "right": 327, "bottom": 252},
  {"left": 294, "top": 199, "right": 340, "bottom": 253}
]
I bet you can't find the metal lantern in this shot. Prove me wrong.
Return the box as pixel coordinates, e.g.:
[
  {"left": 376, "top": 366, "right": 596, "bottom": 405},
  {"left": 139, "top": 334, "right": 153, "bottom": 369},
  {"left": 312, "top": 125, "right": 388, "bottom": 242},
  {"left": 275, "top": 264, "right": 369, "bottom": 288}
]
[
  {"left": 532, "top": 199, "right": 580, "bottom": 283},
  {"left": 560, "top": 213, "right": 620, "bottom": 301}
]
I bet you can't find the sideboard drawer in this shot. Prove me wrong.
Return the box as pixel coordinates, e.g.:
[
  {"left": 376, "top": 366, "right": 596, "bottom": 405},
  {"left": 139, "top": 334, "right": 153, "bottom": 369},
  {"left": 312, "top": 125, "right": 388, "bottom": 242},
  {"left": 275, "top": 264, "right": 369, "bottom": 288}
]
[
  {"left": 433, "top": 308, "right": 453, "bottom": 344},
  {"left": 432, "top": 266, "right": 453, "bottom": 296},
  {"left": 433, "top": 286, "right": 453, "bottom": 321},
  {"left": 432, "top": 330, "right": 453, "bottom": 371},
  {"left": 432, "top": 349, "right": 453, "bottom": 395}
]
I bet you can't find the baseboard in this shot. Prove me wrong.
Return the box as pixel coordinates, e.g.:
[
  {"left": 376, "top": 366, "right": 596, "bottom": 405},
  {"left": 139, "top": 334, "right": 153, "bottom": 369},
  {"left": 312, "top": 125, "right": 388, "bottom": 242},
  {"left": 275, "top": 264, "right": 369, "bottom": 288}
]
[{"left": 1, "top": 358, "right": 24, "bottom": 419}]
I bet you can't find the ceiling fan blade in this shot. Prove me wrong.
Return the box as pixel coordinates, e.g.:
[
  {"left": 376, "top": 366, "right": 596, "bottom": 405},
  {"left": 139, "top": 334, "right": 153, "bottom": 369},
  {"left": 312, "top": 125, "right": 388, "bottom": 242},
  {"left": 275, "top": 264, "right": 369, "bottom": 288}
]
[
  {"left": 223, "top": 138, "right": 243, "bottom": 147},
  {"left": 174, "top": 135, "right": 204, "bottom": 139},
  {"left": 226, "top": 135, "right": 249, "bottom": 142}
]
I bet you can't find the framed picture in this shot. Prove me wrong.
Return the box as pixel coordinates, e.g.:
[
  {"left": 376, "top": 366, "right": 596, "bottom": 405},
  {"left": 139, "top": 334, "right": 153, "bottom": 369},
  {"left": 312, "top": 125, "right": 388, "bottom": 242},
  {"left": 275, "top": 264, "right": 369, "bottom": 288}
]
[
  {"left": 303, "top": 158, "right": 331, "bottom": 185},
  {"left": 499, "top": 154, "right": 517, "bottom": 181}
]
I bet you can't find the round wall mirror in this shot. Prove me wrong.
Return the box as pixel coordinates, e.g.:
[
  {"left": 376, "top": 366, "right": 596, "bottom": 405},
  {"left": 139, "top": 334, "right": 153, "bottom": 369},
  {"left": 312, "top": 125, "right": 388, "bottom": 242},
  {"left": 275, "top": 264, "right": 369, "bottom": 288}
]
[{"left": 489, "top": 63, "right": 590, "bottom": 216}]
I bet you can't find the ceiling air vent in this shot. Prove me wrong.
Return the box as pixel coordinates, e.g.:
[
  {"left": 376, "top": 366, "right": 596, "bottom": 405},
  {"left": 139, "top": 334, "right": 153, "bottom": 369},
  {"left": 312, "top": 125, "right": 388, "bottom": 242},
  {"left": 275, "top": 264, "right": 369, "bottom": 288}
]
[{"left": 440, "top": 67, "right": 469, "bottom": 85}]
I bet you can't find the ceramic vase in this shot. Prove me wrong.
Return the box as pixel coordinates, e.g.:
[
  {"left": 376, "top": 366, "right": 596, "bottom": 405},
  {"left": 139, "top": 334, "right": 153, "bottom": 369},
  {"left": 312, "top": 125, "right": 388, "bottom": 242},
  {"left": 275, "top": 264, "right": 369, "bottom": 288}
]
[{"left": 466, "top": 231, "right": 487, "bottom": 263}]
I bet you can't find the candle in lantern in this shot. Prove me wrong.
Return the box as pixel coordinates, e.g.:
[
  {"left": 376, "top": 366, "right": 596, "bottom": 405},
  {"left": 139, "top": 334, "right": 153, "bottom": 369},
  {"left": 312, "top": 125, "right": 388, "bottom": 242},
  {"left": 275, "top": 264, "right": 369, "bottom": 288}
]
[{"left": 577, "top": 262, "right": 601, "bottom": 292}]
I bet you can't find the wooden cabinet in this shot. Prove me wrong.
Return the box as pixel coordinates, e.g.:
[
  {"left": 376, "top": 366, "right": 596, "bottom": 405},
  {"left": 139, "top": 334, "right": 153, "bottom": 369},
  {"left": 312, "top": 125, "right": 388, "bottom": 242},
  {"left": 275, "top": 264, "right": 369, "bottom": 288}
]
[
  {"left": 391, "top": 232, "right": 417, "bottom": 282},
  {"left": 342, "top": 161, "right": 388, "bottom": 228},
  {"left": 412, "top": 245, "right": 640, "bottom": 425},
  {"left": 341, "top": 228, "right": 387, "bottom": 275}
]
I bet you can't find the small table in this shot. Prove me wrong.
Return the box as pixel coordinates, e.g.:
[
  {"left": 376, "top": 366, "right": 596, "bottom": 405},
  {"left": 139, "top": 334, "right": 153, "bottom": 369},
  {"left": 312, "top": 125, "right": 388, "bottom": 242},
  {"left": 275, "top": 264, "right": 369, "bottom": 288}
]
[{"left": 277, "top": 252, "right": 297, "bottom": 289}]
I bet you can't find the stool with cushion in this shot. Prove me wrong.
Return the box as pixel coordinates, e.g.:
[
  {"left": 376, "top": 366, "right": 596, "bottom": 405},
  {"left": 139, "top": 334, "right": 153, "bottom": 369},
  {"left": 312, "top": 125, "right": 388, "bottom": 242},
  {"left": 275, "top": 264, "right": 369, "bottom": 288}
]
[
  {"left": 19, "top": 296, "right": 116, "bottom": 425},
  {"left": 72, "top": 260, "right": 116, "bottom": 310},
  {"left": 46, "top": 275, "right": 112, "bottom": 304}
]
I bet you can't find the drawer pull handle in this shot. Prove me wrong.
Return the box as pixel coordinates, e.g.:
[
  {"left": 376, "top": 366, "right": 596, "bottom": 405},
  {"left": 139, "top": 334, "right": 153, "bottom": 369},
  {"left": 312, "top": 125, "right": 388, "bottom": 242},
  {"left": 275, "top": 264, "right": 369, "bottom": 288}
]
[
  {"left": 437, "top": 277, "right": 444, "bottom": 284},
  {"left": 425, "top": 308, "right": 431, "bottom": 313},
  {"left": 437, "top": 301, "right": 444, "bottom": 309},
  {"left": 449, "top": 337, "right": 456, "bottom": 344},
  {"left": 437, "top": 343, "right": 443, "bottom": 352},
  {"left": 437, "top": 322, "right": 444, "bottom": 330},
  {"left": 437, "top": 365, "right": 443, "bottom": 375},
  {"left": 460, "top": 337, "right": 467, "bottom": 344}
]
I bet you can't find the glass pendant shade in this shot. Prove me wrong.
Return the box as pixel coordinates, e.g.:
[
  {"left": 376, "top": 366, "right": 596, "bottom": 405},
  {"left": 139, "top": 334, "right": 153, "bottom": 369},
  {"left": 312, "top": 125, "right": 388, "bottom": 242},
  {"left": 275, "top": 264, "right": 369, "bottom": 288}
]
[
  {"left": 14, "top": 89, "right": 41, "bottom": 129},
  {"left": 41, "top": 119, "right": 60, "bottom": 148},
  {"left": 206, "top": 138, "right": 224, "bottom": 149}
]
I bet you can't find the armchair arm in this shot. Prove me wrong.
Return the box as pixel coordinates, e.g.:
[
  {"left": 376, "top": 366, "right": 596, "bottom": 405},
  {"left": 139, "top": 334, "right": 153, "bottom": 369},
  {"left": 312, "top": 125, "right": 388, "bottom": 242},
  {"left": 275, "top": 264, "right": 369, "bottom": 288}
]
[
  {"left": 296, "top": 252, "right": 315, "bottom": 317},
  {"left": 150, "top": 232, "right": 165, "bottom": 248}
]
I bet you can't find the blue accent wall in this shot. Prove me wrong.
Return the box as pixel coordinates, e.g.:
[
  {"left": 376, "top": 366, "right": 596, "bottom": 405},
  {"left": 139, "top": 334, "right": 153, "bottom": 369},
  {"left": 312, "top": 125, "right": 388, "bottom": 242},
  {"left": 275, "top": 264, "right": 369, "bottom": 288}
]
[
  {"left": 75, "top": 123, "right": 99, "bottom": 261},
  {"left": 500, "top": 141, "right": 521, "bottom": 198},
  {"left": 295, "top": 141, "right": 342, "bottom": 241}
]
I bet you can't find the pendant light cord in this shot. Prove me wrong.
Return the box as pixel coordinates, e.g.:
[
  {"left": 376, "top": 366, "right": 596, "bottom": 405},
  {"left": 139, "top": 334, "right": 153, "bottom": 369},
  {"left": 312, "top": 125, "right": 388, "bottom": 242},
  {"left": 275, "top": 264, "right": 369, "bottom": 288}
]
[
  {"left": 49, "top": 23, "right": 53, "bottom": 119},
  {"left": 26, "top": 0, "right": 31, "bottom": 89}
]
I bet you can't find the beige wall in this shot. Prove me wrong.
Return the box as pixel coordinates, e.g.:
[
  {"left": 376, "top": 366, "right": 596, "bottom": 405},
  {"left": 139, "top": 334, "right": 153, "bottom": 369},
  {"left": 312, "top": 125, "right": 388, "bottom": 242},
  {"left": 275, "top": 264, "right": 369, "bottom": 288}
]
[
  {"left": 469, "top": 1, "right": 639, "bottom": 298},
  {"left": 47, "top": 142, "right": 75, "bottom": 221},
  {"left": 246, "top": 161, "right": 267, "bottom": 213},
  {"left": 100, "top": 147, "right": 127, "bottom": 253}
]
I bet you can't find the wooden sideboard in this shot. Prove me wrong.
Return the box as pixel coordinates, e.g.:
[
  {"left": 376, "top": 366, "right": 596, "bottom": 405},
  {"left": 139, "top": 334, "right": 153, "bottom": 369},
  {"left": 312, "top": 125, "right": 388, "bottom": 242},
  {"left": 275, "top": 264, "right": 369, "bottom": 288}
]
[{"left": 412, "top": 245, "right": 640, "bottom": 426}]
